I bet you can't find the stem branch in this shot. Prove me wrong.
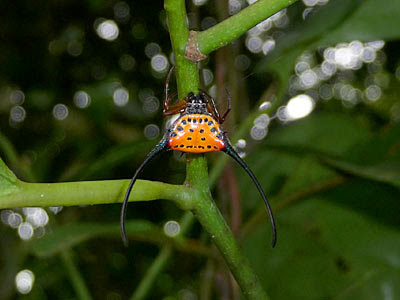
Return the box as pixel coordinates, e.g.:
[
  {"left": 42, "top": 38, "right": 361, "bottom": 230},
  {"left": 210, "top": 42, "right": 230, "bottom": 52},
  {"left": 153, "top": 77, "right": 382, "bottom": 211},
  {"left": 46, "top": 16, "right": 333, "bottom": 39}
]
[
  {"left": 0, "top": 179, "right": 193, "bottom": 210},
  {"left": 196, "top": 0, "right": 299, "bottom": 55},
  {"left": 186, "top": 155, "right": 269, "bottom": 300}
]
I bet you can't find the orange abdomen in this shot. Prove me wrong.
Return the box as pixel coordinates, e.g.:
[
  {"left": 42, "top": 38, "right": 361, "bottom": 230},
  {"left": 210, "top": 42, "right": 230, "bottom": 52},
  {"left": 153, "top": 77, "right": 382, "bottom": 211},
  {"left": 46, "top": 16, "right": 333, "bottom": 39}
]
[{"left": 168, "top": 114, "right": 225, "bottom": 153}]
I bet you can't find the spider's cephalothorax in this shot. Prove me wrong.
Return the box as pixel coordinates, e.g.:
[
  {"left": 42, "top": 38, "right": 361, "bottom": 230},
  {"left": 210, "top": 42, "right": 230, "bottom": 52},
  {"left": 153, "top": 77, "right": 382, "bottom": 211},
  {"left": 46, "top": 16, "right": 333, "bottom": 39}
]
[
  {"left": 184, "top": 92, "right": 208, "bottom": 114},
  {"left": 121, "top": 67, "right": 277, "bottom": 248}
]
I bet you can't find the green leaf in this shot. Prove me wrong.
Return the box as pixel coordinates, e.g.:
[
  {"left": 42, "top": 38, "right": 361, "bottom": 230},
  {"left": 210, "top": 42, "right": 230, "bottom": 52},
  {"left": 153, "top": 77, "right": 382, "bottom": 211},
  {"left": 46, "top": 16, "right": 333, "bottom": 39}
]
[
  {"left": 237, "top": 112, "right": 370, "bottom": 210},
  {"left": 265, "top": 112, "right": 372, "bottom": 156},
  {"left": 257, "top": 0, "right": 400, "bottom": 86},
  {"left": 323, "top": 158, "right": 400, "bottom": 188},
  {"left": 0, "top": 157, "right": 18, "bottom": 197},
  {"left": 277, "top": 155, "right": 339, "bottom": 197},
  {"left": 324, "top": 0, "right": 400, "bottom": 43},
  {"left": 30, "top": 220, "right": 165, "bottom": 257},
  {"left": 319, "top": 124, "right": 400, "bottom": 188},
  {"left": 244, "top": 197, "right": 400, "bottom": 300}
]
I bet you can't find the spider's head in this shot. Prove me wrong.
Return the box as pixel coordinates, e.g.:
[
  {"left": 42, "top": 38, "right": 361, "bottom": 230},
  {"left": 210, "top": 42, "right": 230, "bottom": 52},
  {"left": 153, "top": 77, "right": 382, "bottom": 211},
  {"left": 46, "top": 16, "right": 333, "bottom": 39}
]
[{"left": 185, "top": 93, "right": 208, "bottom": 114}]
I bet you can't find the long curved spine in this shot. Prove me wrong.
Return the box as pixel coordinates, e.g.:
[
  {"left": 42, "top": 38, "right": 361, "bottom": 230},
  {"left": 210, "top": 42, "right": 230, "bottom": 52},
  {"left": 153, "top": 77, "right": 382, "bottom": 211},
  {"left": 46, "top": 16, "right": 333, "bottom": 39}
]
[
  {"left": 223, "top": 140, "right": 277, "bottom": 248},
  {"left": 121, "top": 138, "right": 169, "bottom": 246}
]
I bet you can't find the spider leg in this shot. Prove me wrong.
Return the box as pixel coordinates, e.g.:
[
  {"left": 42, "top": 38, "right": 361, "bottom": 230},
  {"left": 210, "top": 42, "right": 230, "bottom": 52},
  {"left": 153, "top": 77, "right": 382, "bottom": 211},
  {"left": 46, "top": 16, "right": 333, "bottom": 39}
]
[
  {"left": 121, "top": 137, "right": 170, "bottom": 246},
  {"left": 200, "top": 89, "right": 222, "bottom": 123},
  {"left": 164, "top": 66, "right": 175, "bottom": 110},
  {"left": 220, "top": 88, "right": 232, "bottom": 124},
  {"left": 163, "top": 100, "right": 187, "bottom": 116},
  {"left": 222, "top": 138, "right": 277, "bottom": 248},
  {"left": 163, "top": 92, "right": 177, "bottom": 114}
]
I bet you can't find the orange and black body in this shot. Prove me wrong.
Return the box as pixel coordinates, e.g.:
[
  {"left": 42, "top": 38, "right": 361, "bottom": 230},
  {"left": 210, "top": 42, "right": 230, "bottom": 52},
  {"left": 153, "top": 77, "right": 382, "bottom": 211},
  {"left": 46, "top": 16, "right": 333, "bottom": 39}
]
[{"left": 121, "top": 69, "right": 277, "bottom": 248}]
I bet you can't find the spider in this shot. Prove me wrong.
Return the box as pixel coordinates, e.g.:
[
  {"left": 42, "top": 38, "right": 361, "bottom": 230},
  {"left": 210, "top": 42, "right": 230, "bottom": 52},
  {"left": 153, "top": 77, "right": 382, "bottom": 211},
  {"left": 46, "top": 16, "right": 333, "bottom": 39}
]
[{"left": 121, "top": 67, "right": 276, "bottom": 247}]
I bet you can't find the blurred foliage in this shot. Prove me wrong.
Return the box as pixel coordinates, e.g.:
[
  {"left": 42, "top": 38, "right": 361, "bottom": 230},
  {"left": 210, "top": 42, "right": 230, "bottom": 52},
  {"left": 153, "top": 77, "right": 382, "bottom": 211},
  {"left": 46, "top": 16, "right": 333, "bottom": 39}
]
[{"left": 1, "top": 0, "right": 400, "bottom": 299}]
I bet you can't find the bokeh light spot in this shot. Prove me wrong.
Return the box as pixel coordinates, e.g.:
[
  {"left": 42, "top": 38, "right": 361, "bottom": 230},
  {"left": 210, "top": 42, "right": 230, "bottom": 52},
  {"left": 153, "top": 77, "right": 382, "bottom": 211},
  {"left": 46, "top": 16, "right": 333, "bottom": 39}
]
[
  {"left": 113, "top": 88, "right": 129, "bottom": 107},
  {"left": 138, "top": 88, "right": 154, "bottom": 102},
  {"left": 366, "top": 40, "right": 385, "bottom": 50},
  {"left": 229, "top": 0, "right": 242, "bottom": 15},
  {"left": 119, "top": 54, "right": 136, "bottom": 71},
  {"left": 145, "top": 43, "right": 161, "bottom": 58},
  {"left": 236, "top": 139, "right": 247, "bottom": 149},
  {"left": 245, "top": 36, "right": 262, "bottom": 53},
  {"left": 15, "top": 270, "right": 35, "bottom": 294},
  {"left": 73, "top": 91, "right": 91, "bottom": 108},
  {"left": 144, "top": 124, "right": 159, "bottom": 139},
  {"left": 24, "top": 208, "right": 49, "bottom": 227},
  {"left": 1, "top": 210, "right": 13, "bottom": 225},
  {"left": 10, "top": 90, "right": 25, "bottom": 105},
  {"left": 18, "top": 222, "right": 34, "bottom": 240},
  {"left": 114, "top": 2, "right": 130, "bottom": 23},
  {"left": 193, "top": 0, "right": 208, "bottom": 6},
  {"left": 303, "top": 8, "right": 313, "bottom": 19},
  {"left": 259, "top": 101, "right": 271, "bottom": 111},
  {"left": 67, "top": 41, "right": 83, "bottom": 57},
  {"left": 303, "top": 0, "right": 319, "bottom": 6},
  {"left": 299, "top": 69, "right": 318, "bottom": 88},
  {"left": 285, "top": 94, "right": 314, "bottom": 120},
  {"left": 321, "top": 61, "right": 336, "bottom": 76},
  {"left": 143, "top": 96, "right": 160, "bottom": 114},
  {"left": 8, "top": 212, "right": 23, "bottom": 228},
  {"left": 96, "top": 19, "right": 119, "bottom": 41},
  {"left": 395, "top": 66, "right": 400, "bottom": 81},
  {"left": 202, "top": 69, "right": 214, "bottom": 86},
  {"left": 201, "top": 17, "right": 217, "bottom": 30},
  {"left": 361, "top": 47, "right": 377, "bottom": 63},
  {"left": 257, "top": 19, "right": 272, "bottom": 32},
  {"left": 262, "top": 39, "right": 275, "bottom": 55},
  {"left": 254, "top": 113, "right": 270, "bottom": 129},
  {"left": 151, "top": 54, "right": 169, "bottom": 73},
  {"left": 234, "top": 55, "right": 251, "bottom": 71},
  {"left": 319, "top": 83, "right": 333, "bottom": 100},
  {"left": 53, "top": 104, "right": 69, "bottom": 120},
  {"left": 250, "top": 126, "right": 267, "bottom": 140},
  {"left": 164, "top": 220, "right": 180, "bottom": 237},
  {"left": 49, "top": 206, "right": 63, "bottom": 215},
  {"left": 365, "top": 85, "right": 381, "bottom": 101},
  {"left": 10, "top": 106, "right": 26, "bottom": 123}
]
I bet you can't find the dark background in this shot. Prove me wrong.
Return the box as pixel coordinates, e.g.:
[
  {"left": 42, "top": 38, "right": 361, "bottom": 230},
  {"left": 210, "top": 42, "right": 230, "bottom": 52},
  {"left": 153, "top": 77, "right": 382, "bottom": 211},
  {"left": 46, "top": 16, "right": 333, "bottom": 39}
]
[{"left": 1, "top": 0, "right": 400, "bottom": 299}]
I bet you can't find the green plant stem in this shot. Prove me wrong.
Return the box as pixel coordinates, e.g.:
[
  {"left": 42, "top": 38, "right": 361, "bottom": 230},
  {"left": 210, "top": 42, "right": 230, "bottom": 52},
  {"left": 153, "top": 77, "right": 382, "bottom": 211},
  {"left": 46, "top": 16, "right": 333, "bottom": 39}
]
[
  {"left": 128, "top": 3, "right": 202, "bottom": 300},
  {"left": 0, "top": 179, "right": 193, "bottom": 210},
  {"left": 130, "top": 212, "right": 194, "bottom": 300},
  {"left": 60, "top": 249, "right": 93, "bottom": 300},
  {"left": 165, "top": 0, "right": 199, "bottom": 97},
  {"left": 197, "top": 0, "right": 299, "bottom": 55},
  {"left": 187, "top": 154, "right": 269, "bottom": 300},
  {"left": 129, "top": 3, "right": 202, "bottom": 300},
  {"left": 130, "top": 246, "right": 172, "bottom": 300},
  {"left": 165, "top": 0, "right": 269, "bottom": 297},
  {"left": 199, "top": 258, "right": 215, "bottom": 300}
]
